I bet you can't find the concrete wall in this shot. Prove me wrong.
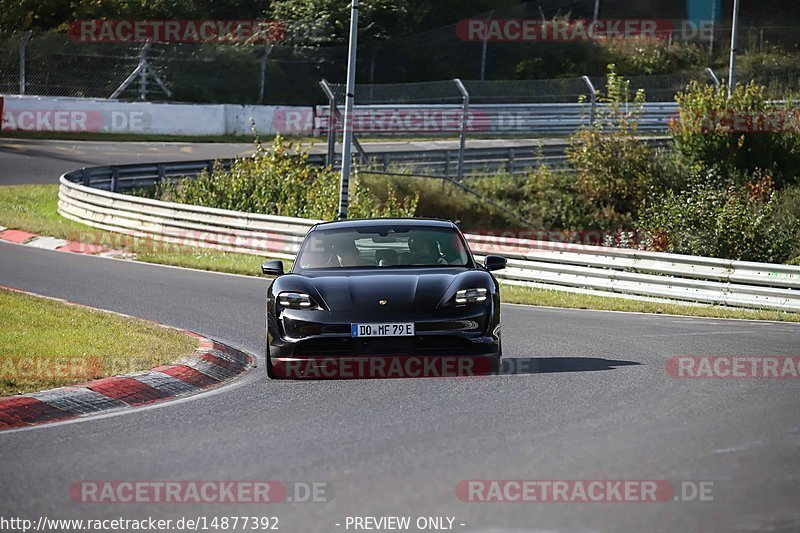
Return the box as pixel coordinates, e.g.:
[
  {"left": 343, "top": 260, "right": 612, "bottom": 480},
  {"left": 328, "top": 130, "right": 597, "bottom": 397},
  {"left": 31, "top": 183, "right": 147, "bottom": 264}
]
[{"left": 0, "top": 95, "right": 314, "bottom": 136}]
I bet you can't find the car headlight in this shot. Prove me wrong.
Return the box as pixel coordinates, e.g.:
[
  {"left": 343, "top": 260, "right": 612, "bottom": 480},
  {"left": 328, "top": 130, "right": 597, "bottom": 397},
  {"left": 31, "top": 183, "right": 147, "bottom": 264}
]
[
  {"left": 277, "top": 292, "right": 316, "bottom": 309},
  {"left": 455, "top": 288, "right": 488, "bottom": 305}
]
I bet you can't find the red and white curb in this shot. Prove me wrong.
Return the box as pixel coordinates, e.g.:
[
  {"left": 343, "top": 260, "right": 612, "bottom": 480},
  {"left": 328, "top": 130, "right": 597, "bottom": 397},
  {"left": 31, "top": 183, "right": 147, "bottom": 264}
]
[
  {"left": 0, "top": 228, "right": 134, "bottom": 259},
  {"left": 0, "top": 287, "right": 255, "bottom": 430}
]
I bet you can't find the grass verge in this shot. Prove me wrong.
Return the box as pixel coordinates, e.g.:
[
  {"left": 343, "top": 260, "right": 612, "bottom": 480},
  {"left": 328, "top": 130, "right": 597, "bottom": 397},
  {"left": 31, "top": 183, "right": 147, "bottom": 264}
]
[
  {"left": 1, "top": 185, "right": 798, "bottom": 323},
  {"left": 0, "top": 184, "right": 281, "bottom": 276},
  {"left": 0, "top": 288, "right": 198, "bottom": 396}
]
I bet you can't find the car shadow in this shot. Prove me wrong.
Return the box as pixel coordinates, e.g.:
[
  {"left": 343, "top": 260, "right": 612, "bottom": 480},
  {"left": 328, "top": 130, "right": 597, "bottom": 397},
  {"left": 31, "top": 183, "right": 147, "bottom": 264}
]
[{"left": 500, "top": 357, "right": 641, "bottom": 375}]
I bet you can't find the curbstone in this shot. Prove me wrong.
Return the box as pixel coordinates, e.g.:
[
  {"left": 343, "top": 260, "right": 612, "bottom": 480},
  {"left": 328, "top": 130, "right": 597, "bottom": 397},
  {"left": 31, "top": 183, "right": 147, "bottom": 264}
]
[{"left": 0, "top": 288, "right": 255, "bottom": 430}]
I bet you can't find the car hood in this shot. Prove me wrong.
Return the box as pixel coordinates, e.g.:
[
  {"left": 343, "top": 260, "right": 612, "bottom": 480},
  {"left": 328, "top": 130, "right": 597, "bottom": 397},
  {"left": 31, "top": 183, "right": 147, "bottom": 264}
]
[{"left": 276, "top": 268, "right": 492, "bottom": 311}]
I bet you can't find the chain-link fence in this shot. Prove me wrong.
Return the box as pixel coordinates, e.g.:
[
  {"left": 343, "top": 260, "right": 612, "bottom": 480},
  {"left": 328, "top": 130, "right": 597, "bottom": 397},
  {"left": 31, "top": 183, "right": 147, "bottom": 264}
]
[
  {"left": 0, "top": 31, "right": 24, "bottom": 94},
  {"left": 2, "top": 21, "right": 800, "bottom": 105},
  {"left": 320, "top": 72, "right": 718, "bottom": 109}
]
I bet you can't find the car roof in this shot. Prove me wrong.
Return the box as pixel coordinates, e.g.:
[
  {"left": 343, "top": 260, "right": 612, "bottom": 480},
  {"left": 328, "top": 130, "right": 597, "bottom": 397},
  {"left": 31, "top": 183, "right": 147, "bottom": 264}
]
[{"left": 312, "top": 218, "right": 458, "bottom": 231}]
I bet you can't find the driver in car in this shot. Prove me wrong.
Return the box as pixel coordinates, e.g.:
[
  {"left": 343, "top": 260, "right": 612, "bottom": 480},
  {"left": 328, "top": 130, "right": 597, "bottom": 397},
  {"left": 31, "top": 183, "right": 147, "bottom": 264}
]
[
  {"left": 333, "top": 238, "right": 363, "bottom": 267},
  {"left": 406, "top": 236, "right": 447, "bottom": 265}
]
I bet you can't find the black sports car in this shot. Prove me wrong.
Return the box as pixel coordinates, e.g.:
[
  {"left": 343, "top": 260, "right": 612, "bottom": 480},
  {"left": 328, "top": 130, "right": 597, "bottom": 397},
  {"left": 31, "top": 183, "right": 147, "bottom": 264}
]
[{"left": 263, "top": 218, "right": 507, "bottom": 379}]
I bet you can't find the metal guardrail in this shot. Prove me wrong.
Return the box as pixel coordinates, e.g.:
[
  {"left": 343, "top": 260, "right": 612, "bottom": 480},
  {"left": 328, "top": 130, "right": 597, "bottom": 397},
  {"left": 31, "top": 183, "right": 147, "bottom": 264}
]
[
  {"left": 63, "top": 145, "right": 566, "bottom": 192},
  {"left": 468, "top": 236, "right": 800, "bottom": 311},
  {"left": 350, "top": 137, "right": 671, "bottom": 177},
  {"left": 59, "top": 166, "right": 800, "bottom": 312},
  {"left": 316, "top": 102, "right": 681, "bottom": 137},
  {"left": 67, "top": 138, "right": 669, "bottom": 193}
]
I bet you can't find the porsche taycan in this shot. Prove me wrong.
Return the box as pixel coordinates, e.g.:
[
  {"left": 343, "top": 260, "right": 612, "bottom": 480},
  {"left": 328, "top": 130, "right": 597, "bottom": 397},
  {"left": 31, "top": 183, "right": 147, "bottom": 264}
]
[{"left": 263, "top": 218, "right": 507, "bottom": 379}]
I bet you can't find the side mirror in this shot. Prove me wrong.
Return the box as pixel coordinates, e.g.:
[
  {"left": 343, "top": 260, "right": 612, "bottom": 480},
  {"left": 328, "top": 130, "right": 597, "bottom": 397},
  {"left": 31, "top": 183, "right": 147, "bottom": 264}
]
[
  {"left": 261, "top": 260, "right": 284, "bottom": 276},
  {"left": 484, "top": 255, "right": 507, "bottom": 272}
]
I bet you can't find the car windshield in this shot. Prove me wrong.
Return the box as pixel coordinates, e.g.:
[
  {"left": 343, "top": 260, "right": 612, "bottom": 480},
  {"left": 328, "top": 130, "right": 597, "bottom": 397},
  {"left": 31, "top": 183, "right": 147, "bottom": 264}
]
[{"left": 295, "top": 225, "right": 471, "bottom": 270}]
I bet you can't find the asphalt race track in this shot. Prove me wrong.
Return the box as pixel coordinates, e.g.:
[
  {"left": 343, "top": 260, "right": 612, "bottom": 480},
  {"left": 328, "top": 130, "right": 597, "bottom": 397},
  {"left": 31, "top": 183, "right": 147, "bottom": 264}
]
[
  {"left": 1, "top": 141, "right": 800, "bottom": 532},
  {"left": 2, "top": 241, "right": 800, "bottom": 531},
  {"left": 0, "top": 136, "right": 567, "bottom": 185},
  {"left": 0, "top": 139, "right": 257, "bottom": 185}
]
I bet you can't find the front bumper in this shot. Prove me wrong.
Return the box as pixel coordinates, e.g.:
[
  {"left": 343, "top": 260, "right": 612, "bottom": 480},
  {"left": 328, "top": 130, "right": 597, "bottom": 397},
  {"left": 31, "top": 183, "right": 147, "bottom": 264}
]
[{"left": 267, "top": 307, "right": 500, "bottom": 379}]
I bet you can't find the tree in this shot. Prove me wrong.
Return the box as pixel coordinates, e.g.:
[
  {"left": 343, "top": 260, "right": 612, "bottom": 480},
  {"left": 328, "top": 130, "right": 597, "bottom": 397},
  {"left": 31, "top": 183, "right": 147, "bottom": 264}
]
[{"left": 269, "top": 0, "right": 411, "bottom": 44}]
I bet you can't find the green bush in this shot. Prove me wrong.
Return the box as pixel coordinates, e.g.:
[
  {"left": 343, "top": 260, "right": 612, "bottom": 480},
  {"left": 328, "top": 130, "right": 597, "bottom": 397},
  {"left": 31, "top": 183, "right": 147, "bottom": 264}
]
[
  {"left": 637, "top": 171, "right": 799, "bottom": 262},
  {"left": 771, "top": 184, "right": 800, "bottom": 264},
  {"left": 671, "top": 80, "right": 800, "bottom": 189},
  {"left": 565, "top": 65, "right": 660, "bottom": 229},
  {"left": 157, "top": 135, "right": 418, "bottom": 220},
  {"left": 598, "top": 37, "right": 706, "bottom": 76},
  {"left": 359, "top": 173, "right": 520, "bottom": 230}
]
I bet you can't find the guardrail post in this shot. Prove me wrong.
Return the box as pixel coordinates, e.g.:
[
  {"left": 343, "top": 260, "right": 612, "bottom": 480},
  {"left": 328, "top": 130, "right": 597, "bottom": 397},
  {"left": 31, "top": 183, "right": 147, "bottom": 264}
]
[
  {"left": 453, "top": 78, "right": 470, "bottom": 182},
  {"left": 581, "top": 75, "right": 597, "bottom": 124},
  {"left": 110, "top": 168, "right": 119, "bottom": 192},
  {"left": 507, "top": 148, "right": 515, "bottom": 174},
  {"left": 19, "top": 30, "right": 33, "bottom": 95}
]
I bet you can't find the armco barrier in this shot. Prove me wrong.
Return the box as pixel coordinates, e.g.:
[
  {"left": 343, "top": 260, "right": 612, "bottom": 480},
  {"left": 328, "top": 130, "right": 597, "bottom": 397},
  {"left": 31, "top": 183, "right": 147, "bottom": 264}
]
[
  {"left": 316, "top": 102, "right": 680, "bottom": 137},
  {"left": 61, "top": 139, "right": 667, "bottom": 190},
  {"left": 58, "top": 165, "right": 800, "bottom": 313}
]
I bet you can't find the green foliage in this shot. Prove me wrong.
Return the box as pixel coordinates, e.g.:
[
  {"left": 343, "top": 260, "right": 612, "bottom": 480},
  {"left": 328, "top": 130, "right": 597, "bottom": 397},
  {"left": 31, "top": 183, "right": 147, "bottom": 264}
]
[
  {"left": 565, "top": 65, "right": 658, "bottom": 229},
  {"left": 637, "top": 171, "right": 799, "bottom": 262},
  {"left": 270, "top": 0, "right": 523, "bottom": 44},
  {"left": 476, "top": 166, "right": 596, "bottom": 231},
  {"left": 512, "top": 32, "right": 707, "bottom": 80},
  {"left": 598, "top": 37, "right": 706, "bottom": 76},
  {"left": 1, "top": 0, "right": 270, "bottom": 32},
  {"left": 270, "top": 0, "right": 409, "bottom": 43},
  {"left": 358, "top": 173, "right": 517, "bottom": 230},
  {"left": 157, "top": 135, "right": 417, "bottom": 220},
  {"left": 671, "top": 80, "right": 800, "bottom": 189},
  {"left": 772, "top": 184, "right": 800, "bottom": 264}
]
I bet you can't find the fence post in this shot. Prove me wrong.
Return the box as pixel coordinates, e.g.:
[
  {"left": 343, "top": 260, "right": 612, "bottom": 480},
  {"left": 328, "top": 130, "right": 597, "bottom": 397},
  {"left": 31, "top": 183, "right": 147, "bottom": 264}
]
[
  {"left": 453, "top": 78, "right": 470, "bottom": 182},
  {"left": 479, "top": 10, "right": 495, "bottom": 81},
  {"left": 19, "top": 30, "right": 33, "bottom": 95},
  {"left": 258, "top": 44, "right": 274, "bottom": 104},
  {"left": 705, "top": 67, "right": 721, "bottom": 88},
  {"left": 138, "top": 42, "right": 150, "bottom": 100},
  {"left": 319, "top": 79, "right": 338, "bottom": 169},
  {"left": 111, "top": 40, "right": 170, "bottom": 101},
  {"left": 581, "top": 75, "right": 597, "bottom": 124}
]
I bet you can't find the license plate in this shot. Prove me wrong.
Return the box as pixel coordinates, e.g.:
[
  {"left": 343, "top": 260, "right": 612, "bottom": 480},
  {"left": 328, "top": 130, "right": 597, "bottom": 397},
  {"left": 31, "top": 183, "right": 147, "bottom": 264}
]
[{"left": 351, "top": 323, "right": 415, "bottom": 337}]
